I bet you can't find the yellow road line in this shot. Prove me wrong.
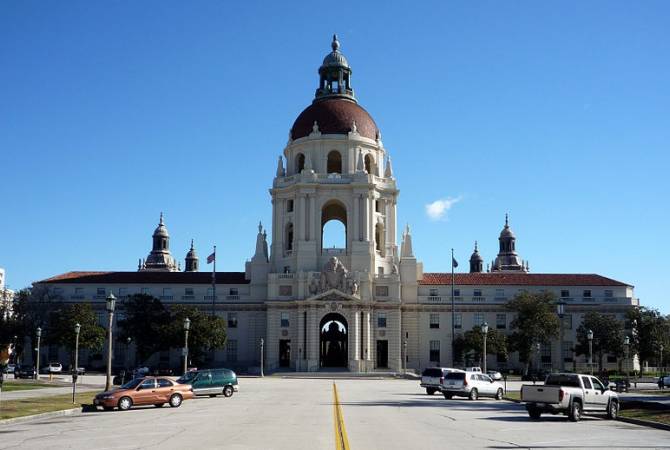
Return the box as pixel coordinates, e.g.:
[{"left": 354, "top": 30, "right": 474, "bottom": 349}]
[{"left": 332, "top": 383, "right": 350, "bottom": 450}]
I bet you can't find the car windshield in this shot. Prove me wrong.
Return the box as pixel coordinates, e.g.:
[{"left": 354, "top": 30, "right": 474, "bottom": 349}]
[
  {"left": 176, "top": 371, "right": 197, "bottom": 384},
  {"left": 120, "top": 378, "right": 144, "bottom": 390},
  {"left": 545, "top": 374, "right": 580, "bottom": 387},
  {"left": 422, "top": 368, "right": 443, "bottom": 377},
  {"left": 445, "top": 372, "right": 466, "bottom": 381}
]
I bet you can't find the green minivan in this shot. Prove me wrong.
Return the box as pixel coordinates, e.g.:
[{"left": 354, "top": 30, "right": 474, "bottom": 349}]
[{"left": 177, "top": 368, "right": 239, "bottom": 397}]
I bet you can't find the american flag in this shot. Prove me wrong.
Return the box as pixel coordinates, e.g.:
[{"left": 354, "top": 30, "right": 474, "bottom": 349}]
[{"left": 207, "top": 252, "right": 215, "bottom": 264}]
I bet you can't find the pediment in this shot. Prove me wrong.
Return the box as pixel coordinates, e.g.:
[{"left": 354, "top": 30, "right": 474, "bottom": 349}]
[{"left": 306, "top": 288, "right": 358, "bottom": 302}]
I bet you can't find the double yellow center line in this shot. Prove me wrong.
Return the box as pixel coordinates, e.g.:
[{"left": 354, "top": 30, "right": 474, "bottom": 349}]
[{"left": 332, "top": 383, "right": 350, "bottom": 450}]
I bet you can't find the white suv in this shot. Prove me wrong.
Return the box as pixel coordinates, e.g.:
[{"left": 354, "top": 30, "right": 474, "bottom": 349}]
[
  {"left": 47, "top": 362, "right": 63, "bottom": 373},
  {"left": 440, "top": 371, "right": 504, "bottom": 400},
  {"left": 420, "top": 367, "right": 462, "bottom": 395}
]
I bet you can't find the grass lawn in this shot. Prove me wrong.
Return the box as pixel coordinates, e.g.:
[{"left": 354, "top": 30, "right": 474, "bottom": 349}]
[
  {"left": 504, "top": 391, "right": 521, "bottom": 401},
  {"left": 620, "top": 408, "right": 670, "bottom": 426},
  {"left": 0, "top": 392, "right": 94, "bottom": 421},
  {"left": 1, "top": 382, "right": 52, "bottom": 392}
]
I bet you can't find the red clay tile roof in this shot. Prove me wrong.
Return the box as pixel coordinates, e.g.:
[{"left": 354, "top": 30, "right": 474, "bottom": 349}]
[
  {"left": 38, "top": 271, "right": 249, "bottom": 285},
  {"left": 420, "top": 273, "right": 631, "bottom": 287},
  {"left": 291, "top": 98, "right": 379, "bottom": 140}
]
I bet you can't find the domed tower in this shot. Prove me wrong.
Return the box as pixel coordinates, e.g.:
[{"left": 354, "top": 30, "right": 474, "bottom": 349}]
[
  {"left": 184, "top": 239, "right": 199, "bottom": 272},
  {"left": 270, "top": 34, "right": 399, "bottom": 290},
  {"left": 469, "top": 241, "right": 484, "bottom": 273},
  {"left": 491, "top": 214, "right": 527, "bottom": 272},
  {"left": 140, "top": 213, "right": 178, "bottom": 272}
]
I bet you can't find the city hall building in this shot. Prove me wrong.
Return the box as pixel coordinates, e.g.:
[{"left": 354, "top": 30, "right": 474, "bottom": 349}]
[{"left": 36, "top": 37, "right": 637, "bottom": 373}]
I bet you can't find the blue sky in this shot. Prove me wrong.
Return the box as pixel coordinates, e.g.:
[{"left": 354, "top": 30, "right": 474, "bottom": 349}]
[{"left": 1, "top": 1, "right": 668, "bottom": 312}]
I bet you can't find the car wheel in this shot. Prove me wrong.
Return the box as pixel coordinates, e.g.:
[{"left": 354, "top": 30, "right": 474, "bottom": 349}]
[
  {"left": 442, "top": 392, "right": 453, "bottom": 400},
  {"left": 223, "top": 386, "right": 234, "bottom": 397},
  {"left": 169, "top": 394, "right": 183, "bottom": 408},
  {"left": 607, "top": 400, "right": 618, "bottom": 420},
  {"left": 118, "top": 397, "right": 133, "bottom": 411},
  {"left": 469, "top": 389, "right": 478, "bottom": 401},
  {"left": 495, "top": 388, "right": 504, "bottom": 400},
  {"left": 528, "top": 407, "right": 541, "bottom": 420},
  {"left": 568, "top": 401, "right": 582, "bottom": 422},
  {"left": 426, "top": 388, "right": 436, "bottom": 395},
  {"left": 154, "top": 403, "right": 164, "bottom": 408}
]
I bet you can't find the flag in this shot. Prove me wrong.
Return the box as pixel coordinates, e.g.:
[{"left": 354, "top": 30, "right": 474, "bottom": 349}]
[
  {"left": 452, "top": 257, "right": 458, "bottom": 268},
  {"left": 207, "top": 252, "right": 215, "bottom": 264}
]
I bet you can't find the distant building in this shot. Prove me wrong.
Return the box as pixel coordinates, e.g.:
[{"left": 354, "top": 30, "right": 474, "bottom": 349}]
[{"left": 34, "top": 37, "right": 637, "bottom": 374}]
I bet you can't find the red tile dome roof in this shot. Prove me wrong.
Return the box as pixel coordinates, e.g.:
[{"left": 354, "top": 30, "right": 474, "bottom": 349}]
[{"left": 291, "top": 98, "right": 379, "bottom": 141}]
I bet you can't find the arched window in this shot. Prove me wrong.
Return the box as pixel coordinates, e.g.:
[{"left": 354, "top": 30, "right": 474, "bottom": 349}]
[
  {"left": 321, "top": 200, "right": 347, "bottom": 254},
  {"left": 364, "top": 154, "right": 374, "bottom": 174},
  {"left": 327, "top": 151, "right": 342, "bottom": 174},
  {"left": 285, "top": 223, "right": 294, "bottom": 253},
  {"left": 295, "top": 153, "right": 305, "bottom": 174},
  {"left": 375, "top": 223, "right": 385, "bottom": 256}
]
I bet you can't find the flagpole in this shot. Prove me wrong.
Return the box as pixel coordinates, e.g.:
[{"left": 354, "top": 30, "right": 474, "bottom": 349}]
[
  {"left": 212, "top": 245, "right": 216, "bottom": 317},
  {"left": 451, "top": 248, "right": 456, "bottom": 367}
]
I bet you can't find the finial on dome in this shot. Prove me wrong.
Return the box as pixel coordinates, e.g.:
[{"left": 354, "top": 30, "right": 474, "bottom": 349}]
[
  {"left": 159, "top": 212, "right": 164, "bottom": 225},
  {"left": 505, "top": 213, "right": 509, "bottom": 227},
  {"left": 332, "top": 34, "right": 339, "bottom": 51},
  {"left": 258, "top": 221, "right": 263, "bottom": 233},
  {"left": 474, "top": 240, "right": 479, "bottom": 251},
  {"left": 190, "top": 239, "right": 194, "bottom": 250}
]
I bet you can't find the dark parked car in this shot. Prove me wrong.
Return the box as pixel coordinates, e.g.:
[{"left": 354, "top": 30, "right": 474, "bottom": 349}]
[{"left": 15, "top": 365, "right": 37, "bottom": 379}]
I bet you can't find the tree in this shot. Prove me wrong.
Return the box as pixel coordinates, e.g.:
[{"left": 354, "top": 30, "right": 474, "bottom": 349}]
[
  {"left": 506, "top": 291, "right": 560, "bottom": 375},
  {"left": 46, "top": 303, "right": 105, "bottom": 363},
  {"left": 165, "top": 305, "right": 227, "bottom": 366},
  {"left": 575, "top": 311, "right": 624, "bottom": 374},
  {"left": 462, "top": 326, "right": 507, "bottom": 366},
  {"left": 625, "top": 307, "right": 670, "bottom": 369},
  {"left": 117, "top": 294, "right": 171, "bottom": 364}
]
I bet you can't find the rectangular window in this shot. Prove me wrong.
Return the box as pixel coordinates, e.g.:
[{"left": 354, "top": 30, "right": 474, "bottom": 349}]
[
  {"left": 496, "top": 313, "right": 506, "bottom": 329},
  {"left": 226, "top": 340, "right": 237, "bottom": 362},
  {"left": 473, "top": 289, "right": 482, "bottom": 297},
  {"left": 118, "top": 288, "right": 128, "bottom": 297},
  {"left": 75, "top": 287, "right": 84, "bottom": 295},
  {"left": 583, "top": 289, "right": 592, "bottom": 298},
  {"left": 228, "top": 312, "right": 238, "bottom": 328},
  {"left": 279, "top": 285, "right": 292, "bottom": 296},
  {"left": 453, "top": 289, "right": 461, "bottom": 297},
  {"left": 429, "top": 314, "right": 439, "bottom": 329},
  {"left": 185, "top": 287, "right": 194, "bottom": 296},
  {"left": 375, "top": 200, "right": 381, "bottom": 212},
  {"left": 377, "top": 312, "right": 387, "bottom": 328},
  {"left": 604, "top": 289, "right": 613, "bottom": 298},
  {"left": 377, "top": 267, "right": 384, "bottom": 275},
  {"left": 287, "top": 200, "right": 294, "bottom": 212},
  {"left": 375, "top": 286, "right": 389, "bottom": 297},
  {"left": 562, "top": 341, "right": 574, "bottom": 362},
  {"left": 53, "top": 288, "right": 64, "bottom": 296},
  {"left": 96, "top": 288, "right": 106, "bottom": 296},
  {"left": 281, "top": 312, "right": 290, "bottom": 328},
  {"left": 162, "top": 288, "right": 172, "bottom": 298},
  {"left": 141, "top": 287, "right": 151, "bottom": 295},
  {"left": 454, "top": 313, "right": 462, "bottom": 329},
  {"left": 230, "top": 288, "right": 239, "bottom": 295},
  {"left": 473, "top": 313, "right": 485, "bottom": 327},
  {"left": 429, "top": 288, "right": 439, "bottom": 297},
  {"left": 563, "top": 315, "right": 573, "bottom": 330},
  {"left": 560, "top": 289, "right": 570, "bottom": 298},
  {"left": 541, "top": 343, "right": 552, "bottom": 363},
  {"left": 495, "top": 289, "right": 504, "bottom": 299},
  {"left": 429, "top": 340, "right": 440, "bottom": 363}
]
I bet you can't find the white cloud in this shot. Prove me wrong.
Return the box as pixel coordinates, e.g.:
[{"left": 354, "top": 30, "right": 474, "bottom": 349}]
[{"left": 425, "top": 196, "right": 462, "bottom": 221}]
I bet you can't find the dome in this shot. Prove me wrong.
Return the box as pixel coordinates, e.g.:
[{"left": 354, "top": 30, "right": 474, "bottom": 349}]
[
  {"left": 153, "top": 213, "right": 169, "bottom": 237},
  {"left": 186, "top": 240, "right": 197, "bottom": 259},
  {"left": 291, "top": 98, "right": 379, "bottom": 140},
  {"left": 499, "top": 214, "right": 515, "bottom": 239},
  {"left": 321, "top": 34, "right": 350, "bottom": 69}
]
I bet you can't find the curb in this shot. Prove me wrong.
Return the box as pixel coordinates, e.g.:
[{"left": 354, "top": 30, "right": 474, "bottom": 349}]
[
  {"left": 617, "top": 416, "right": 670, "bottom": 432},
  {"left": 503, "top": 396, "right": 521, "bottom": 403},
  {"left": 0, "top": 407, "right": 81, "bottom": 427}
]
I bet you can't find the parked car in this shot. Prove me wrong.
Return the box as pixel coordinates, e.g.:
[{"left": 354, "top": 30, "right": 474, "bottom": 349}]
[
  {"left": 15, "top": 365, "right": 37, "bottom": 379},
  {"left": 487, "top": 370, "right": 503, "bottom": 381},
  {"left": 420, "top": 367, "right": 463, "bottom": 395},
  {"left": 177, "top": 368, "right": 239, "bottom": 397},
  {"left": 94, "top": 377, "right": 194, "bottom": 411},
  {"left": 3, "top": 363, "right": 16, "bottom": 374},
  {"left": 520, "top": 373, "right": 619, "bottom": 421},
  {"left": 464, "top": 367, "right": 482, "bottom": 373},
  {"left": 46, "top": 362, "right": 63, "bottom": 373},
  {"left": 440, "top": 371, "right": 505, "bottom": 400},
  {"left": 658, "top": 374, "right": 670, "bottom": 389}
]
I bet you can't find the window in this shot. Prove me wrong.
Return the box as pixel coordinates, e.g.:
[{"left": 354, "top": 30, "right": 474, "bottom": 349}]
[
  {"left": 75, "top": 287, "right": 84, "bottom": 295},
  {"left": 378, "top": 267, "right": 384, "bottom": 275},
  {"left": 53, "top": 288, "right": 63, "bottom": 296},
  {"left": 327, "top": 150, "right": 342, "bottom": 174},
  {"left": 295, "top": 153, "right": 305, "bottom": 173},
  {"left": 375, "top": 286, "right": 389, "bottom": 297},
  {"left": 229, "top": 288, "right": 238, "bottom": 296},
  {"left": 454, "top": 313, "right": 462, "bottom": 329},
  {"left": 96, "top": 288, "right": 106, "bottom": 296},
  {"left": 541, "top": 343, "right": 552, "bottom": 363},
  {"left": 560, "top": 289, "right": 570, "bottom": 298},
  {"left": 583, "top": 290, "right": 592, "bottom": 298},
  {"left": 495, "top": 289, "right": 504, "bottom": 299},
  {"left": 453, "top": 289, "right": 460, "bottom": 298},
  {"left": 279, "top": 285, "right": 292, "bottom": 296},
  {"left": 281, "top": 312, "right": 290, "bottom": 328},
  {"left": 430, "top": 314, "right": 439, "bottom": 329},
  {"left": 562, "top": 341, "right": 573, "bottom": 362},
  {"left": 365, "top": 154, "right": 374, "bottom": 174},
  {"left": 287, "top": 199, "right": 294, "bottom": 212},
  {"left": 118, "top": 288, "right": 128, "bottom": 297},
  {"left": 285, "top": 223, "right": 294, "bottom": 252},
  {"left": 162, "top": 288, "right": 172, "bottom": 298},
  {"left": 140, "top": 379, "right": 155, "bottom": 390},
  {"left": 473, "top": 313, "right": 485, "bottom": 327},
  {"left": 377, "top": 312, "right": 387, "bottom": 328},
  {"left": 227, "top": 340, "right": 238, "bottom": 362},
  {"left": 562, "top": 315, "right": 573, "bottom": 330},
  {"left": 185, "top": 287, "right": 194, "bottom": 296},
  {"left": 375, "top": 200, "right": 380, "bottom": 212},
  {"left": 591, "top": 377, "right": 605, "bottom": 390},
  {"left": 604, "top": 290, "right": 613, "bottom": 298},
  {"left": 581, "top": 376, "right": 593, "bottom": 389},
  {"left": 496, "top": 313, "right": 506, "bottom": 329},
  {"left": 207, "top": 287, "right": 214, "bottom": 297},
  {"left": 228, "top": 313, "right": 238, "bottom": 328},
  {"left": 473, "top": 289, "right": 482, "bottom": 297},
  {"left": 429, "top": 340, "right": 440, "bottom": 363},
  {"left": 429, "top": 288, "right": 439, "bottom": 297},
  {"left": 157, "top": 379, "right": 173, "bottom": 388},
  {"left": 141, "top": 288, "right": 151, "bottom": 295}
]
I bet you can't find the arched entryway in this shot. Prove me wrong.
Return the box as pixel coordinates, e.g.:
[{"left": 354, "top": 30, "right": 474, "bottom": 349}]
[{"left": 320, "top": 313, "right": 348, "bottom": 368}]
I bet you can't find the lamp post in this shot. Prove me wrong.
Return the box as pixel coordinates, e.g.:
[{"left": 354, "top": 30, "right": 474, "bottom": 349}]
[
  {"left": 535, "top": 341, "right": 541, "bottom": 374},
  {"left": 72, "top": 323, "right": 80, "bottom": 403},
  {"left": 587, "top": 329, "right": 594, "bottom": 376},
  {"left": 260, "top": 338, "right": 264, "bottom": 377},
  {"left": 481, "top": 322, "right": 489, "bottom": 374},
  {"left": 35, "top": 327, "right": 42, "bottom": 380},
  {"left": 623, "top": 335, "right": 630, "bottom": 381},
  {"left": 105, "top": 292, "right": 116, "bottom": 391},
  {"left": 183, "top": 318, "right": 191, "bottom": 375},
  {"left": 403, "top": 339, "right": 408, "bottom": 374},
  {"left": 557, "top": 302, "right": 565, "bottom": 372}
]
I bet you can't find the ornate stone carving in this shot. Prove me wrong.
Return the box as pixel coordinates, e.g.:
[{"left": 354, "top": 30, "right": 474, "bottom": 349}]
[{"left": 313, "top": 257, "right": 360, "bottom": 297}]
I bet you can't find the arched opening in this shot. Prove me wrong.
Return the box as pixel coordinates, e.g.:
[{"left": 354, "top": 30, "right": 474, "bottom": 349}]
[
  {"left": 375, "top": 223, "right": 385, "bottom": 256},
  {"left": 364, "top": 154, "right": 374, "bottom": 174},
  {"left": 327, "top": 151, "right": 342, "bottom": 174},
  {"left": 320, "top": 313, "right": 348, "bottom": 368},
  {"left": 295, "top": 153, "right": 305, "bottom": 174},
  {"left": 321, "top": 200, "right": 347, "bottom": 254},
  {"left": 285, "top": 222, "right": 294, "bottom": 253}
]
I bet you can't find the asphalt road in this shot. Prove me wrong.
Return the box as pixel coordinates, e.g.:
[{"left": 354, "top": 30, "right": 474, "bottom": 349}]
[{"left": 0, "top": 378, "right": 667, "bottom": 450}]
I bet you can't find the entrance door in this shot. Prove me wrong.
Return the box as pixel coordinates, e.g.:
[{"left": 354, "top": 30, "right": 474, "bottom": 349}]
[
  {"left": 376, "top": 340, "right": 388, "bottom": 368},
  {"left": 279, "top": 340, "right": 291, "bottom": 368},
  {"left": 319, "top": 313, "right": 348, "bottom": 368}
]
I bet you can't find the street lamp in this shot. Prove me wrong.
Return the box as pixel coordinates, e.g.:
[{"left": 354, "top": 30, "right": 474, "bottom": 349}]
[
  {"left": 35, "top": 327, "right": 42, "bottom": 380},
  {"left": 72, "top": 323, "right": 80, "bottom": 403},
  {"left": 260, "top": 338, "right": 264, "bottom": 377},
  {"left": 623, "top": 335, "right": 630, "bottom": 381},
  {"left": 556, "top": 302, "right": 566, "bottom": 372},
  {"left": 535, "top": 341, "right": 541, "bottom": 374},
  {"left": 587, "top": 329, "right": 594, "bottom": 376},
  {"left": 403, "top": 339, "right": 408, "bottom": 374},
  {"left": 105, "top": 292, "right": 116, "bottom": 391},
  {"left": 481, "top": 322, "right": 489, "bottom": 374},
  {"left": 183, "top": 318, "right": 191, "bottom": 375}
]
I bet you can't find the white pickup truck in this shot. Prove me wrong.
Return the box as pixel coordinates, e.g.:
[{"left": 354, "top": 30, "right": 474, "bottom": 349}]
[{"left": 520, "top": 373, "right": 619, "bottom": 421}]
